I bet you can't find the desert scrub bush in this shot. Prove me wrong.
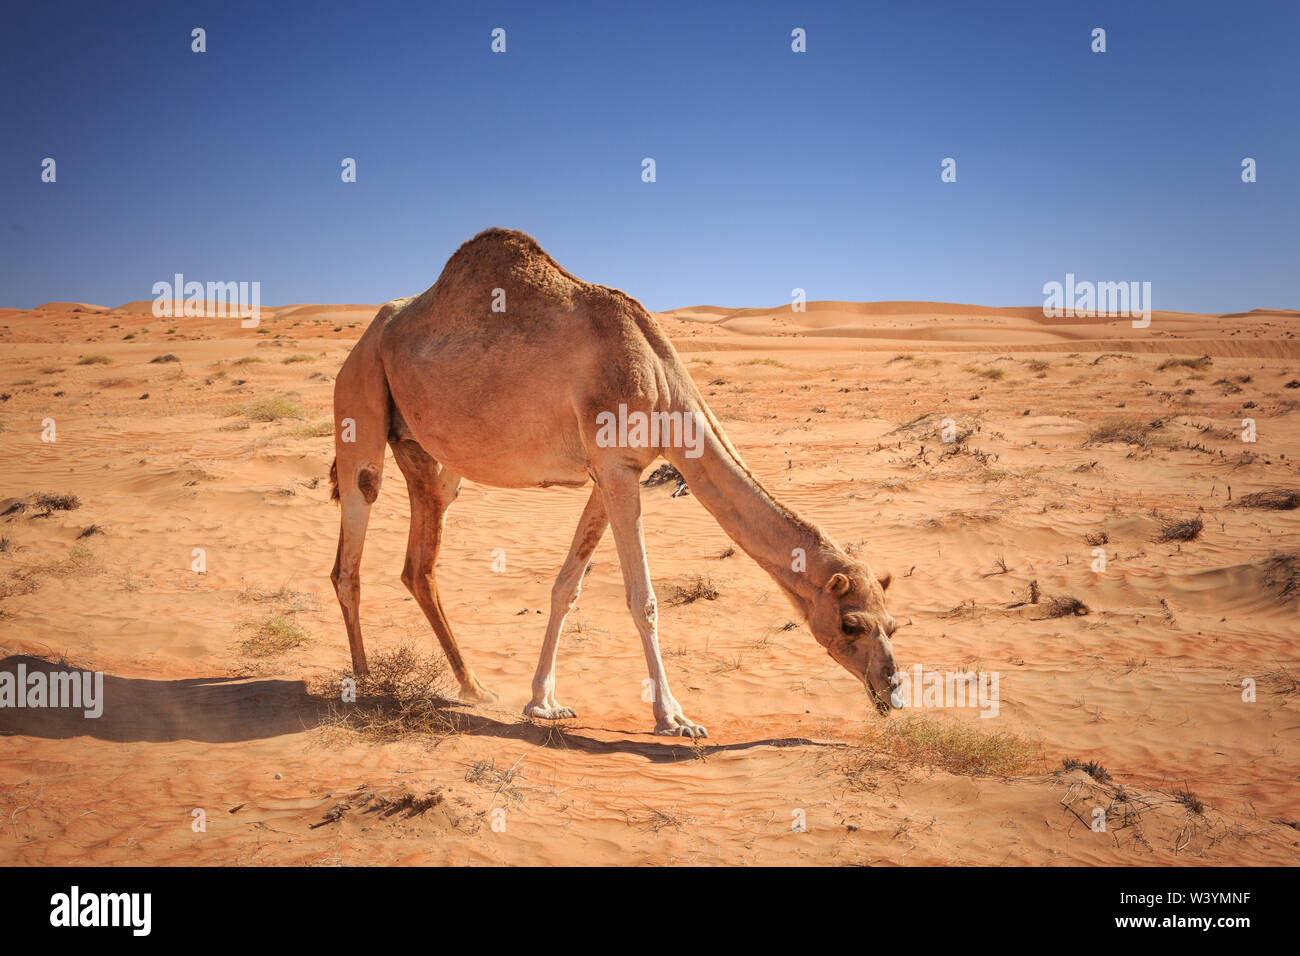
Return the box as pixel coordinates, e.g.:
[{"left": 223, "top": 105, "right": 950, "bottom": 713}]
[
  {"left": 1235, "top": 490, "right": 1300, "bottom": 511},
  {"left": 316, "top": 644, "right": 455, "bottom": 742},
  {"left": 1044, "top": 595, "right": 1090, "bottom": 617},
  {"left": 963, "top": 365, "right": 1005, "bottom": 381},
  {"left": 282, "top": 420, "right": 333, "bottom": 439},
  {"left": 1086, "top": 417, "right": 1151, "bottom": 447},
  {"left": 1157, "top": 355, "right": 1212, "bottom": 372},
  {"left": 281, "top": 353, "right": 315, "bottom": 364},
  {"left": 76, "top": 355, "right": 112, "bottom": 366},
  {"left": 1061, "top": 757, "right": 1112, "bottom": 783},
  {"left": 226, "top": 394, "right": 307, "bottom": 421},
  {"left": 238, "top": 615, "right": 309, "bottom": 656},
  {"left": 1157, "top": 516, "right": 1203, "bottom": 542},
  {"left": 666, "top": 573, "right": 719, "bottom": 606},
  {"left": 844, "top": 714, "right": 1041, "bottom": 779}
]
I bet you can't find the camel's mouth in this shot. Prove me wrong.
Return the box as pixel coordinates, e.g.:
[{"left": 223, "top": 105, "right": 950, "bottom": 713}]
[{"left": 864, "top": 679, "right": 900, "bottom": 715}]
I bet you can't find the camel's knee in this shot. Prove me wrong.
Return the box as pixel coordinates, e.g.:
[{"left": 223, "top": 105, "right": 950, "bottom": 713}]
[
  {"left": 356, "top": 463, "right": 382, "bottom": 503},
  {"left": 551, "top": 577, "right": 582, "bottom": 615},
  {"left": 627, "top": 591, "right": 657, "bottom": 626},
  {"left": 400, "top": 562, "right": 433, "bottom": 598},
  {"left": 333, "top": 567, "right": 359, "bottom": 606}
]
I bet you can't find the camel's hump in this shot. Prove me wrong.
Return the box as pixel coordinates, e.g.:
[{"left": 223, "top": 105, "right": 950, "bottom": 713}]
[{"left": 435, "top": 227, "right": 584, "bottom": 291}]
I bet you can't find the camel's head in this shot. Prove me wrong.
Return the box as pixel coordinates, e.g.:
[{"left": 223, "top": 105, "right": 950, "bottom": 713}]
[{"left": 808, "top": 564, "right": 899, "bottom": 714}]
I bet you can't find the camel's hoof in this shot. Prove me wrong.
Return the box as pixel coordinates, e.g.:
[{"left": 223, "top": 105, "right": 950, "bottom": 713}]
[
  {"left": 460, "top": 682, "right": 498, "bottom": 704},
  {"left": 654, "top": 717, "right": 708, "bottom": 739},
  {"left": 523, "top": 703, "right": 578, "bottom": 720}
]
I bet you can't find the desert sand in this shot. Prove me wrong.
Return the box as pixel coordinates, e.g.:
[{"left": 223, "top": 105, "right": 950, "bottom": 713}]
[{"left": 1, "top": 297, "right": 1297, "bottom": 865}]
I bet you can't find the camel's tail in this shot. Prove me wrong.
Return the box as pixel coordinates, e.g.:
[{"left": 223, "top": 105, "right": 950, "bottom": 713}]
[{"left": 329, "top": 457, "right": 340, "bottom": 503}]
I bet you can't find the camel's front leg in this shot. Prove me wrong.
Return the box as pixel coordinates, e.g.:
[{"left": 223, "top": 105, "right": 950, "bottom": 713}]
[
  {"left": 596, "top": 463, "right": 708, "bottom": 739},
  {"left": 525, "top": 487, "right": 608, "bottom": 720}
]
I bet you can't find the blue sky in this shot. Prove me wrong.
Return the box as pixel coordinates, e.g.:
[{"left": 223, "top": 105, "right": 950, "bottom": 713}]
[{"left": 2, "top": 0, "right": 1296, "bottom": 313}]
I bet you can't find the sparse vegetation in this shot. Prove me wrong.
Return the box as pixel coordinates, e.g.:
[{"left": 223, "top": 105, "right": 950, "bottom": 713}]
[
  {"left": 227, "top": 394, "right": 307, "bottom": 421},
  {"left": 844, "top": 715, "right": 1040, "bottom": 779},
  {"left": 282, "top": 420, "right": 333, "bottom": 439},
  {"left": 281, "top": 354, "right": 315, "bottom": 364},
  {"left": 1236, "top": 490, "right": 1300, "bottom": 511},
  {"left": 666, "top": 573, "right": 720, "bottom": 606},
  {"left": 1044, "top": 595, "right": 1089, "bottom": 617},
  {"left": 238, "top": 615, "right": 309, "bottom": 656},
  {"left": 76, "top": 355, "right": 112, "bottom": 366},
  {"left": 1157, "top": 516, "right": 1203, "bottom": 543},
  {"left": 1086, "top": 417, "right": 1151, "bottom": 447},
  {"left": 316, "top": 644, "right": 454, "bottom": 741},
  {"left": 1157, "top": 355, "right": 1212, "bottom": 372},
  {"left": 1062, "top": 757, "right": 1112, "bottom": 783}
]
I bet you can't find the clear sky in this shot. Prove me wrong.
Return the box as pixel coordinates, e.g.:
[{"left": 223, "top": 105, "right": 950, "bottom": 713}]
[{"left": 2, "top": 0, "right": 1296, "bottom": 313}]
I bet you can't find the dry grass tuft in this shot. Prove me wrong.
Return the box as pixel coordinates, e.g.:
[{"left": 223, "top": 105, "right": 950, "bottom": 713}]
[
  {"left": 1157, "top": 516, "right": 1203, "bottom": 542},
  {"left": 1157, "top": 355, "right": 1212, "bottom": 372},
  {"left": 843, "top": 714, "right": 1041, "bottom": 780},
  {"left": 226, "top": 394, "right": 307, "bottom": 421},
  {"left": 1061, "top": 757, "right": 1112, "bottom": 783},
  {"left": 1236, "top": 490, "right": 1300, "bottom": 511},
  {"left": 238, "top": 615, "right": 309, "bottom": 656},
  {"left": 1044, "top": 595, "right": 1090, "bottom": 617},
  {"left": 666, "top": 573, "right": 720, "bottom": 606},
  {"left": 281, "top": 420, "right": 333, "bottom": 439},
  {"left": 316, "top": 645, "right": 456, "bottom": 742},
  {"left": 1086, "top": 417, "right": 1151, "bottom": 447},
  {"left": 1262, "top": 553, "right": 1300, "bottom": 602}
]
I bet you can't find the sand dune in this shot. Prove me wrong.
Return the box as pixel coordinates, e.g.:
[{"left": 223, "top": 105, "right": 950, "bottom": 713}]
[{"left": 0, "top": 299, "right": 1297, "bottom": 865}]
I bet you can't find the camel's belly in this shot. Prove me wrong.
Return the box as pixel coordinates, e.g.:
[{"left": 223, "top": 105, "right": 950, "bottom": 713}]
[{"left": 392, "top": 386, "right": 592, "bottom": 489}]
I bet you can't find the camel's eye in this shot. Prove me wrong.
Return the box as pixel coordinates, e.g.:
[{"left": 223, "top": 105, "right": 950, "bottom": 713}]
[{"left": 841, "top": 617, "right": 868, "bottom": 637}]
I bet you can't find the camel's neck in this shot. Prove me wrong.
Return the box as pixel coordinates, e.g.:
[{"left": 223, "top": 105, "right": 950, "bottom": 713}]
[{"left": 663, "top": 413, "right": 835, "bottom": 613}]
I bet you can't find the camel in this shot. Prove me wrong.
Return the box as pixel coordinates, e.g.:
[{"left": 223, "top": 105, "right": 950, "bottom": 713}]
[{"left": 329, "top": 228, "right": 900, "bottom": 737}]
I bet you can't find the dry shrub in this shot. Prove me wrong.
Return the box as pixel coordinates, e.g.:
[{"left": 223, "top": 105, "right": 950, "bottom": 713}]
[
  {"left": 1086, "top": 417, "right": 1151, "bottom": 447},
  {"left": 1158, "top": 516, "right": 1203, "bottom": 542},
  {"left": 1044, "top": 595, "right": 1089, "bottom": 617},
  {"left": 843, "top": 714, "right": 1041, "bottom": 780},
  {"left": 1262, "top": 553, "right": 1300, "bottom": 602},
  {"left": 1061, "top": 757, "right": 1112, "bottom": 783},
  {"left": 1236, "top": 490, "right": 1300, "bottom": 511},
  {"left": 666, "top": 573, "right": 719, "bottom": 606},
  {"left": 318, "top": 644, "right": 456, "bottom": 742},
  {"left": 1157, "top": 355, "right": 1212, "bottom": 371},
  {"left": 238, "top": 615, "right": 309, "bottom": 656}
]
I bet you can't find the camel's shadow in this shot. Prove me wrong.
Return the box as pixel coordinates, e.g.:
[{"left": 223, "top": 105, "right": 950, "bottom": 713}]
[{"left": 0, "top": 656, "right": 836, "bottom": 762}]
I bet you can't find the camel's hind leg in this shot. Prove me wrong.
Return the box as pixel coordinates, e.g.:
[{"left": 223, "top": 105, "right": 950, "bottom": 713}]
[
  {"left": 389, "top": 436, "right": 496, "bottom": 704},
  {"left": 330, "top": 412, "right": 388, "bottom": 675},
  {"left": 524, "top": 487, "right": 608, "bottom": 720}
]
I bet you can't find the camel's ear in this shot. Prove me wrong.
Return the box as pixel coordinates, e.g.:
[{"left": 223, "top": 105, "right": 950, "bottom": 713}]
[
  {"left": 826, "top": 573, "right": 851, "bottom": 597},
  {"left": 878, "top": 572, "right": 892, "bottom": 593}
]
